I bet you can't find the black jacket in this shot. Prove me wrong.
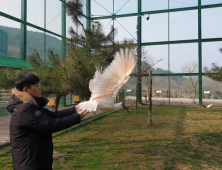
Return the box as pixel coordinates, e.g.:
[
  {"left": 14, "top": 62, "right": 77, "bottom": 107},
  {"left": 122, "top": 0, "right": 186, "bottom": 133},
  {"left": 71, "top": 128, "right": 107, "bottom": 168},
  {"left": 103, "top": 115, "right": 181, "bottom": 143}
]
[{"left": 6, "top": 89, "right": 81, "bottom": 170}]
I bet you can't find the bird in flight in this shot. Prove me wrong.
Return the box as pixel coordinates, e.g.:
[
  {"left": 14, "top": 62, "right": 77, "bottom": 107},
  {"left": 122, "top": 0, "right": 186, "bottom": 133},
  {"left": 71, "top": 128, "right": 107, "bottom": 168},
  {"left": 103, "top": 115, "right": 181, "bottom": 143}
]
[{"left": 78, "top": 48, "right": 136, "bottom": 115}]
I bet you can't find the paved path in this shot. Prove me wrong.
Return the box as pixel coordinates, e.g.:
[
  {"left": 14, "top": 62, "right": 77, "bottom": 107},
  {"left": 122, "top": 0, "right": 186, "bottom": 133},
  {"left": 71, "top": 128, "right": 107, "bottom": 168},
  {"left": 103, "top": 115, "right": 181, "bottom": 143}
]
[
  {"left": 0, "top": 106, "right": 104, "bottom": 146},
  {"left": 0, "top": 116, "right": 10, "bottom": 145}
]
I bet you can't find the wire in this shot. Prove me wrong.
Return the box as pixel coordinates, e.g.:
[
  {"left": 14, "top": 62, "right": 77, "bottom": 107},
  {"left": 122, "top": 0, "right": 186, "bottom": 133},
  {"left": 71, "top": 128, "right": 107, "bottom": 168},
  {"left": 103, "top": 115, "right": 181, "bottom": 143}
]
[
  {"left": 115, "top": 19, "right": 137, "bottom": 41},
  {"left": 45, "top": 13, "right": 62, "bottom": 27},
  {"left": 27, "top": 13, "right": 62, "bottom": 45},
  {"left": 171, "top": 0, "right": 222, "bottom": 38},
  {"left": 184, "top": 11, "right": 219, "bottom": 38},
  {"left": 81, "top": 0, "right": 93, "bottom": 16},
  {"left": 117, "top": 17, "right": 136, "bottom": 36},
  {"left": 26, "top": 30, "right": 39, "bottom": 46},
  {"left": 144, "top": 45, "right": 178, "bottom": 73},
  {"left": 102, "top": 14, "right": 175, "bottom": 72},
  {"left": 115, "top": 0, "right": 130, "bottom": 15},
  {"left": 102, "top": 19, "right": 113, "bottom": 33},
  {"left": 166, "top": 0, "right": 218, "bottom": 38},
  {"left": 93, "top": 0, "right": 112, "bottom": 15}
]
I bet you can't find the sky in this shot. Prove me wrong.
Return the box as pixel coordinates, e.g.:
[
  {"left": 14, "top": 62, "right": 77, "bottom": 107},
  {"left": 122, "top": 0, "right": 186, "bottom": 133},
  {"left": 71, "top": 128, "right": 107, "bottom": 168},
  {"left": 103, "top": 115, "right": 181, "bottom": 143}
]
[{"left": 0, "top": 0, "right": 222, "bottom": 73}]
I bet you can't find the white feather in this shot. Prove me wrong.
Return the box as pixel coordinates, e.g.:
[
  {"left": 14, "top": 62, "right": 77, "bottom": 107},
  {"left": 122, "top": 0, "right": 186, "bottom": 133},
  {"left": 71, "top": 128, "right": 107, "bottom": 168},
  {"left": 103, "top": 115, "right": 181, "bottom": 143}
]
[
  {"left": 78, "top": 48, "right": 136, "bottom": 112},
  {"left": 89, "top": 67, "right": 102, "bottom": 92},
  {"left": 206, "top": 104, "right": 213, "bottom": 108}
]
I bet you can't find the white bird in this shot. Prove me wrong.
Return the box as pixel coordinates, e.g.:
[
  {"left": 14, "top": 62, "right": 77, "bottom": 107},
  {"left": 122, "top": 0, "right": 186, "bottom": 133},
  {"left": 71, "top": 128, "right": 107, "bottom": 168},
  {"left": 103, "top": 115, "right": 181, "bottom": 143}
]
[
  {"left": 202, "top": 104, "right": 213, "bottom": 108},
  {"left": 78, "top": 48, "right": 136, "bottom": 115}
]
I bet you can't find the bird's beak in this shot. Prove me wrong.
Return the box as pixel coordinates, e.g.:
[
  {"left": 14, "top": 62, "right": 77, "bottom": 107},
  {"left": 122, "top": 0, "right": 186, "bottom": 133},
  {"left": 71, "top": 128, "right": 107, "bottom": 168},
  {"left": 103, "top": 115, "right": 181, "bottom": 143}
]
[{"left": 122, "top": 104, "right": 131, "bottom": 116}]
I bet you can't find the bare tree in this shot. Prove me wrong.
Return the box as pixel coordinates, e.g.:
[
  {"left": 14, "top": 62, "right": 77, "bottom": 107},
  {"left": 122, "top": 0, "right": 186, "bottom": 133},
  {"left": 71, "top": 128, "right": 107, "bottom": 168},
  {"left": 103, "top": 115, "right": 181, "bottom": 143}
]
[
  {"left": 182, "top": 61, "right": 198, "bottom": 104},
  {"left": 142, "top": 53, "right": 154, "bottom": 103},
  {"left": 148, "top": 69, "right": 152, "bottom": 125},
  {"left": 132, "top": 48, "right": 161, "bottom": 126}
]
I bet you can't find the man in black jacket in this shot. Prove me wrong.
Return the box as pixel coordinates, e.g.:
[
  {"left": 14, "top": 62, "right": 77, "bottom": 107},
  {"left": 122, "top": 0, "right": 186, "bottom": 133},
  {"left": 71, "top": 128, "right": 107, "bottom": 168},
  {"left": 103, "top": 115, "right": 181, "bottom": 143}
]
[{"left": 6, "top": 73, "right": 88, "bottom": 170}]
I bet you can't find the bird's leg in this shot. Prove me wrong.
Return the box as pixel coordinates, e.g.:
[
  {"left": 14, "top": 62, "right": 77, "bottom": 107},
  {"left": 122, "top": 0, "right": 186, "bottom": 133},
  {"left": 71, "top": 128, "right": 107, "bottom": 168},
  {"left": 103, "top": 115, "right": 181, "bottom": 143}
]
[{"left": 121, "top": 103, "right": 131, "bottom": 116}]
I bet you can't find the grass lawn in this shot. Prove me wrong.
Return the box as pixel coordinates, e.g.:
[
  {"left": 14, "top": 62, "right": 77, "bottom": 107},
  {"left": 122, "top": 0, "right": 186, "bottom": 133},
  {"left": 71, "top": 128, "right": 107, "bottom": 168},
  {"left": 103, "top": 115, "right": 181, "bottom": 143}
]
[{"left": 0, "top": 106, "right": 222, "bottom": 169}]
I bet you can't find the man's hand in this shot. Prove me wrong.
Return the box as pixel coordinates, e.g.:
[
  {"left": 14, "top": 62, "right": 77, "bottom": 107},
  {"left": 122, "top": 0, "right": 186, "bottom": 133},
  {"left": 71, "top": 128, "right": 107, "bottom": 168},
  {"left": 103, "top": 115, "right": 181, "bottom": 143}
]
[
  {"left": 76, "top": 105, "right": 82, "bottom": 113},
  {"left": 76, "top": 105, "right": 89, "bottom": 119}
]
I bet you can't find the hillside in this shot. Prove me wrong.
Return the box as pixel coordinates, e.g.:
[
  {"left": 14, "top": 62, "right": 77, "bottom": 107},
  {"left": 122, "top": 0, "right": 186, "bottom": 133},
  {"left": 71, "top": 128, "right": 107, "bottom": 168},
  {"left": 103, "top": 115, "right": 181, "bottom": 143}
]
[
  {"left": 1, "top": 26, "right": 221, "bottom": 97},
  {"left": 0, "top": 25, "right": 62, "bottom": 59}
]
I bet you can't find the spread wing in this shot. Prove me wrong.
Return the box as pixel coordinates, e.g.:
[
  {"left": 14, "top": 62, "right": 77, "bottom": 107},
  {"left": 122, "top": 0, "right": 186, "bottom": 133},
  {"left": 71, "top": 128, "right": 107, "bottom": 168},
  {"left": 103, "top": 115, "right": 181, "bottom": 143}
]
[
  {"left": 89, "top": 48, "right": 136, "bottom": 100},
  {"left": 89, "top": 67, "right": 102, "bottom": 93}
]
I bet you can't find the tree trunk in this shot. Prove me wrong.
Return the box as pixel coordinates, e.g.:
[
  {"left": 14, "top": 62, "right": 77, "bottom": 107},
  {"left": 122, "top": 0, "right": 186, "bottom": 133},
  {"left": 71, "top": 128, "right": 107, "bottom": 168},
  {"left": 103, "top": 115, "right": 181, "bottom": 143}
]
[
  {"left": 54, "top": 95, "right": 61, "bottom": 112},
  {"left": 194, "top": 89, "right": 196, "bottom": 105},
  {"left": 135, "top": 81, "right": 138, "bottom": 114},
  {"left": 147, "top": 77, "right": 149, "bottom": 103},
  {"left": 148, "top": 70, "right": 152, "bottom": 126}
]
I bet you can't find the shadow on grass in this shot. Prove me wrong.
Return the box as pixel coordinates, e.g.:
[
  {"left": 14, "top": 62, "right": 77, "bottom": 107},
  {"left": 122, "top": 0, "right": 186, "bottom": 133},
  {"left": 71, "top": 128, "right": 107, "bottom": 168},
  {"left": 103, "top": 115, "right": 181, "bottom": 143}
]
[
  {"left": 161, "top": 107, "right": 222, "bottom": 170},
  {"left": 52, "top": 107, "right": 222, "bottom": 169},
  {"left": 53, "top": 110, "right": 116, "bottom": 138}
]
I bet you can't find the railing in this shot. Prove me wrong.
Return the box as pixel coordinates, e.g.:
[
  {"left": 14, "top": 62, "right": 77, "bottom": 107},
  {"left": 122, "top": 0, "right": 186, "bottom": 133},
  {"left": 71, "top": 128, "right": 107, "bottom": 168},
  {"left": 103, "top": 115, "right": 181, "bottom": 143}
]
[{"left": 0, "top": 89, "right": 10, "bottom": 106}]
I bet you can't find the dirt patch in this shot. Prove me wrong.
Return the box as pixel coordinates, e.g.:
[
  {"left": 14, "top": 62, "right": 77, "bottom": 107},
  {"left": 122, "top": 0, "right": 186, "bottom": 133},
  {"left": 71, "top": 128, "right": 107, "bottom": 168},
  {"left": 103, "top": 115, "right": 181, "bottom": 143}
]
[
  {"left": 140, "top": 124, "right": 159, "bottom": 128},
  {"left": 53, "top": 150, "right": 65, "bottom": 158},
  {"left": 152, "top": 160, "right": 164, "bottom": 170}
]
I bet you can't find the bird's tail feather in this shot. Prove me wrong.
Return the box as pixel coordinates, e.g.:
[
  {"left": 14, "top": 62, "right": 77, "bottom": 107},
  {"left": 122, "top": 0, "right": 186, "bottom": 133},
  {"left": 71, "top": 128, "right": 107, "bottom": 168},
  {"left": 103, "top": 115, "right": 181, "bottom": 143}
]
[{"left": 78, "top": 101, "right": 97, "bottom": 112}]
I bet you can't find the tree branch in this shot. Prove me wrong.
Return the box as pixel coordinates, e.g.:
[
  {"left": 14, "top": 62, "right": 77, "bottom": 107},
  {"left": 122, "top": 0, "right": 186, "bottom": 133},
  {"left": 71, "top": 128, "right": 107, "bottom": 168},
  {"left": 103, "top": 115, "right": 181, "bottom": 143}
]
[{"left": 69, "top": 39, "right": 86, "bottom": 72}]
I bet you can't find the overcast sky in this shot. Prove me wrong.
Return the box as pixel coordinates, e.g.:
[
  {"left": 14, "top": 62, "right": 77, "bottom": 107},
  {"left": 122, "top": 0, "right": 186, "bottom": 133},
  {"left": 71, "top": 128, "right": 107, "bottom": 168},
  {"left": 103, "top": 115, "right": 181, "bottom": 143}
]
[{"left": 0, "top": 0, "right": 222, "bottom": 73}]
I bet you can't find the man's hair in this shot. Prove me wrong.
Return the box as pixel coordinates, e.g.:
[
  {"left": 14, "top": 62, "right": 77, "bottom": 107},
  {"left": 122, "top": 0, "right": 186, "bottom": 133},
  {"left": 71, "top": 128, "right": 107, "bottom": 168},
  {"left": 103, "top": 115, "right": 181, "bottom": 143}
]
[{"left": 15, "top": 74, "right": 40, "bottom": 91}]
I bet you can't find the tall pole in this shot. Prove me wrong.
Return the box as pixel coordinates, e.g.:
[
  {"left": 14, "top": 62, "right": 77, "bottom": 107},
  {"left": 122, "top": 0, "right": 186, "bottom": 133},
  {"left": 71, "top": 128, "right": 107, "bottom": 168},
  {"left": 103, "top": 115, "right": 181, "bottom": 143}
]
[
  {"left": 61, "top": 0, "right": 66, "bottom": 59},
  {"left": 86, "top": 0, "right": 91, "bottom": 55},
  {"left": 20, "top": 0, "right": 27, "bottom": 60},
  {"left": 168, "top": 0, "right": 170, "bottom": 105},
  {"left": 86, "top": 0, "right": 91, "bottom": 30},
  {"left": 137, "top": 0, "right": 142, "bottom": 104},
  {"left": 198, "top": 0, "right": 202, "bottom": 106},
  {"left": 61, "top": 0, "right": 67, "bottom": 107},
  {"left": 113, "top": 0, "right": 114, "bottom": 43},
  {"left": 44, "top": 0, "right": 46, "bottom": 63}
]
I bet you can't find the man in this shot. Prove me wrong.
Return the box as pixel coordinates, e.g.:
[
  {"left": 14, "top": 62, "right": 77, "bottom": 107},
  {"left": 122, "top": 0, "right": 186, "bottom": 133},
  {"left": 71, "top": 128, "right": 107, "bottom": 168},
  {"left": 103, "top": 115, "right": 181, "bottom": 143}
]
[{"left": 6, "top": 73, "right": 88, "bottom": 170}]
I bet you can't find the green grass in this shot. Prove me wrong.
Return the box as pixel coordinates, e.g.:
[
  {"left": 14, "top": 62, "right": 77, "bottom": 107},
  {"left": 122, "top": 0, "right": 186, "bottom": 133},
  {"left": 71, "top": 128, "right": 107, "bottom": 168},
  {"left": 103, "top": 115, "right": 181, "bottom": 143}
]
[{"left": 1, "top": 106, "right": 222, "bottom": 169}]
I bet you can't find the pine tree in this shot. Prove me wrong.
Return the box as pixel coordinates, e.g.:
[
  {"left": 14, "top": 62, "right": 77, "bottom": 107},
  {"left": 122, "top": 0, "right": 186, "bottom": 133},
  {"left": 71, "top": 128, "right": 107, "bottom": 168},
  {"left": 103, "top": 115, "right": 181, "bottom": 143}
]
[
  {"left": 0, "top": 0, "right": 134, "bottom": 111},
  {"left": 65, "top": 0, "right": 134, "bottom": 98},
  {"left": 28, "top": 50, "right": 73, "bottom": 111},
  {"left": 204, "top": 47, "right": 222, "bottom": 82},
  {"left": 0, "top": 67, "right": 29, "bottom": 90},
  {"left": 27, "top": 0, "right": 135, "bottom": 110}
]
